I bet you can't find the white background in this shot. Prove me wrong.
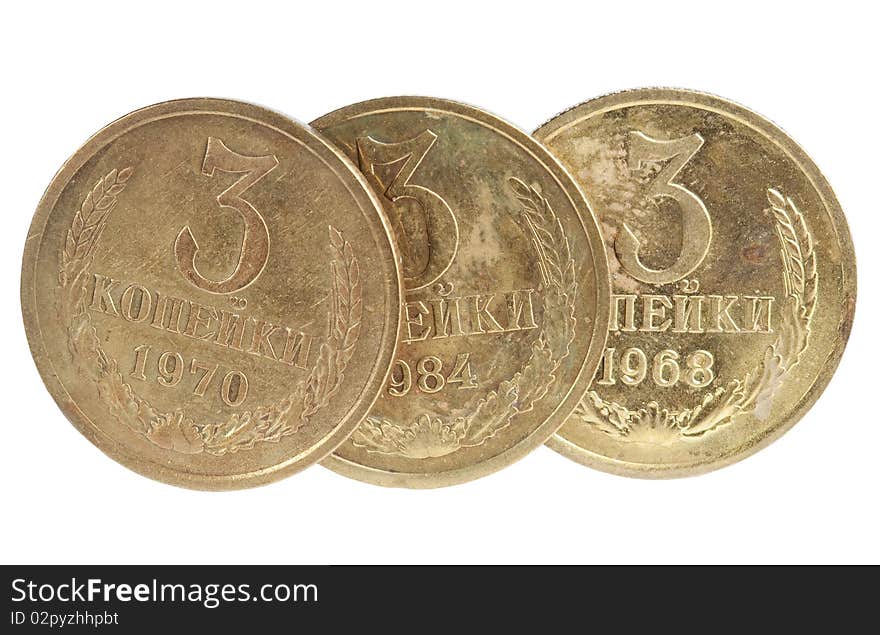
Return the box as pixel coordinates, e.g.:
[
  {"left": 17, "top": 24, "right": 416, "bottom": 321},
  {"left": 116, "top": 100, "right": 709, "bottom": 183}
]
[{"left": 2, "top": 1, "right": 876, "bottom": 565}]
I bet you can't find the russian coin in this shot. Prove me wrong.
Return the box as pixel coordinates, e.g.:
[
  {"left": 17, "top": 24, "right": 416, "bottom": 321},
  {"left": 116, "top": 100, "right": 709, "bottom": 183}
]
[
  {"left": 312, "top": 97, "right": 610, "bottom": 487},
  {"left": 535, "top": 88, "right": 856, "bottom": 477},
  {"left": 21, "top": 98, "right": 402, "bottom": 489}
]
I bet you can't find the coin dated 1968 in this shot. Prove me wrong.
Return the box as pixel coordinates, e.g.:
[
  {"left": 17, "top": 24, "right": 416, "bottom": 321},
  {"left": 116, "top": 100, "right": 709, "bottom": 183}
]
[
  {"left": 535, "top": 88, "right": 856, "bottom": 478},
  {"left": 312, "top": 97, "right": 610, "bottom": 487},
  {"left": 21, "top": 98, "right": 402, "bottom": 489}
]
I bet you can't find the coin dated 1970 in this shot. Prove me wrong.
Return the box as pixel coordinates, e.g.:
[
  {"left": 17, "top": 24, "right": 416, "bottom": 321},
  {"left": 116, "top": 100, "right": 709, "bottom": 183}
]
[
  {"left": 21, "top": 98, "right": 402, "bottom": 489},
  {"left": 535, "top": 88, "right": 856, "bottom": 478},
  {"left": 312, "top": 97, "right": 610, "bottom": 487}
]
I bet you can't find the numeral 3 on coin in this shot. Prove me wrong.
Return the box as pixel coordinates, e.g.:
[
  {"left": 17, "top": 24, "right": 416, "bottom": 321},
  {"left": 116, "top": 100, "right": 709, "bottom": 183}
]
[
  {"left": 175, "top": 137, "right": 278, "bottom": 294},
  {"left": 616, "top": 132, "right": 711, "bottom": 285}
]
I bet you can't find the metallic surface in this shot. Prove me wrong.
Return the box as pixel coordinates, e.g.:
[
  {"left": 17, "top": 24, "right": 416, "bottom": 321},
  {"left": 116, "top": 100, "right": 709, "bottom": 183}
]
[
  {"left": 313, "top": 97, "right": 610, "bottom": 487},
  {"left": 535, "top": 88, "right": 856, "bottom": 477},
  {"left": 21, "top": 98, "right": 402, "bottom": 489}
]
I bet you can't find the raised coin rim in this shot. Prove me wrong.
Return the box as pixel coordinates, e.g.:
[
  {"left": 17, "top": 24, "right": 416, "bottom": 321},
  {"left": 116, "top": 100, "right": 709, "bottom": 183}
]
[
  {"left": 313, "top": 96, "right": 611, "bottom": 488},
  {"left": 21, "top": 97, "right": 403, "bottom": 490},
  {"left": 535, "top": 87, "right": 857, "bottom": 478}
]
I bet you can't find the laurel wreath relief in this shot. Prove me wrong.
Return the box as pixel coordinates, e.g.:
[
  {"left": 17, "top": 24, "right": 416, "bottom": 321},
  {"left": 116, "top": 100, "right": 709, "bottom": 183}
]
[
  {"left": 573, "top": 188, "right": 817, "bottom": 439},
  {"left": 59, "top": 167, "right": 361, "bottom": 456},
  {"left": 349, "top": 177, "right": 577, "bottom": 459}
]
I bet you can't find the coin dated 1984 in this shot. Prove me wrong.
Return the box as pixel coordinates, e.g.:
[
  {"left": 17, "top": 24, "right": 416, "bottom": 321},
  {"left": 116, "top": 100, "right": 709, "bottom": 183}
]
[
  {"left": 21, "top": 98, "right": 402, "bottom": 489},
  {"left": 312, "top": 97, "right": 610, "bottom": 487},
  {"left": 535, "top": 88, "right": 856, "bottom": 478}
]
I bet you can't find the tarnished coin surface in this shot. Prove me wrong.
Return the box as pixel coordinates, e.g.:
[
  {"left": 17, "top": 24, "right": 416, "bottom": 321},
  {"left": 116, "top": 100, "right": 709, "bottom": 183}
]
[
  {"left": 313, "top": 97, "right": 610, "bottom": 487},
  {"left": 21, "top": 98, "right": 402, "bottom": 489},
  {"left": 535, "top": 88, "right": 856, "bottom": 478}
]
